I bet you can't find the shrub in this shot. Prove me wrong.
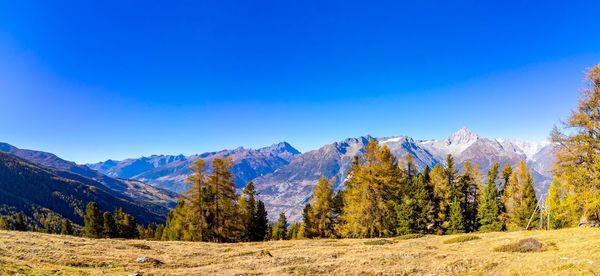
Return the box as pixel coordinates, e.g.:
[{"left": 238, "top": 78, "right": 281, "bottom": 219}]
[
  {"left": 130, "top": 243, "right": 151, "bottom": 250},
  {"left": 364, "top": 239, "right": 396, "bottom": 245},
  {"left": 443, "top": 235, "right": 481, "bottom": 244},
  {"left": 394, "top": 234, "right": 425, "bottom": 240},
  {"left": 494, "top": 238, "right": 543, "bottom": 253}
]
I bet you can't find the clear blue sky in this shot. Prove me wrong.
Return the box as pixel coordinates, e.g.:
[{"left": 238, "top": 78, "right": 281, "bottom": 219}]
[{"left": 1, "top": 1, "right": 599, "bottom": 164}]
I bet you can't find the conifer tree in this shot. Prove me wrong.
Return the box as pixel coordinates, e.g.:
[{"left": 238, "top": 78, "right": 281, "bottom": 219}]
[
  {"left": 341, "top": 141, "right": 402, "bottom": 238},
  {"left": 239, "top": 181, "right": 257, "bottom": 241},
  {"left": 546, "top": 180, "right": 569, "bottom": 229},
  {"left": 430, "top": 163, "right": 448, "bottom": 234},
  {"left": 122, "top": 214, "right": 139, "bottom": 238},
  {"left": 551, "top": 64, "right": 600, "bottom": 224},
  {"left": 448, "top": 196, "right": 465, "bottom": 234},
  {"left": 154, "top": 224, "right": 164, "bottom": 240},
  {"left": 272, "top": 213, "right": 288, "bottom": 240},
  {"left": 102, "top": 211, "right": 117, "bottom": 238},
  {"left": 302, "top": 203, "right": 316, "bottom": 238},
  {"left": 461, "top": 162, "right": 480, "bottom": 232},
  {"left": 509, "top": 160, "right": 539, "bottom": 229},
  {"left": 83, "top": 202, "right": 103, "bottom": 238},
  {"left": 113, "top": 208, "right": 138, "bottom": 238},
  {"left": 395, "top": 194, "right": 415, "bottom": 235},
  {"left": 478, "top": 163, "right": 503, "bottom": 232},
  {"left": 43, "top": 220, "right": 54, "bottom": 234},
  {"left": 331, "top": 190, "right": 344, "bottom": 236},
  {"left": 61, "top": 219, "right": 73, "bottom": 235},
  {"left": 286, "top": 223, "right": 302, "bottom": 240},
  {"left": 0, "top": 216, "right": 9, "bottom": 230},
  {"left": 311, "top": 176, "right": 335, "bottom": 238},
  {"left": 442, "top": 155, "right": 458, "bottom": 232},
  {"left": 208, "top": 158, "right": 240, "bottom": 242},
  {"left": 162, "top": 200, "right": 188, "bottom": 241},
  {"left": 14, "top": 212, "right": 27, "bottom": 231},
  {"left": 499, "top": 163, "right": 513, "bottom": 227},
  {"left": 405, "top": 153, "right": 418, "bottom": 178},
  {"left": 253, "top": 200, "right": 269, "bottom": 241},
  {"left": 184, "top": 159, "right": 212, "bottom": 241}
]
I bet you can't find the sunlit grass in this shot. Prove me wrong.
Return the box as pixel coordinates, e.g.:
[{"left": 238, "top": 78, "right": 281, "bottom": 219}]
[{"left": 0, "top": 227, "right": 598, "bottom": 275}]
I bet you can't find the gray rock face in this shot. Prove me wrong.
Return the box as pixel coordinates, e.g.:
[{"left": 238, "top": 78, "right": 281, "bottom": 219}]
[
  {"left": 254, "top": 129, "right": 555, "bottom": 221},
  {"left": 88, "top": 142, "right": 301, "bottom": 193}
]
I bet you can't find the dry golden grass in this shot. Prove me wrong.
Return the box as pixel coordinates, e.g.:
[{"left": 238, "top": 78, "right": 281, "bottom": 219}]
[{"left": 0, "top": 228, "right": 598, "bottom": 275}]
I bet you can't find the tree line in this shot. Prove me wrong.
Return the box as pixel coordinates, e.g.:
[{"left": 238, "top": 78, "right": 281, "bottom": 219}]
[{"left": 298, "top": 144, "right": 540, "bottom": 239}]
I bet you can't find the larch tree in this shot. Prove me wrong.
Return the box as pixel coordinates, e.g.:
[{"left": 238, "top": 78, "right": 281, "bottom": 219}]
[
  {"left": 341, "top": 140, "right": 403, "bottom": 238},
  {"left": 551, "top": 64, "right": 600, "bottom": 225},
  {"left": 208, "top": 158, "right": 241, "bottom": 242},
  {"left": 0, "top": 216, "right": 9, "bottom": 230},
  {"left": 302, "top": 203, "right": 316, "bottom": 238},
  {"left": 545, "top": 180, "right": 570, "bottom": 229},
  {"left": 430, "top": 163, "right": 448, "bottom": 234},
  {"left": 509, "top": 160, "right": 539, "bottom": 229},
  {"left": 310, "top": 176, "right": 335, "bottom": 238},
  {"left": 185, "top": 159, "right": 212, "bottom": 241}
]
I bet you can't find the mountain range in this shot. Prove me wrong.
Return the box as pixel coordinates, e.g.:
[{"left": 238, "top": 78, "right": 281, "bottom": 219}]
[
  {"left": 87, "top": 128, "right": 556, "bottom": 221},
  {"left": 0, "top": 143, "right": 177, "bottom": 225}
]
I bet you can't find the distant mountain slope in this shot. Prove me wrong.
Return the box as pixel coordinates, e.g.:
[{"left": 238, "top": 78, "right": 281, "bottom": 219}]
[
  {"left": 83, "top": 128, "right": 555, "bottom": 222},
  {"left": 0, "top": 143, "right": 177, "bottom": 217},
  {"left": 0, "top": 152, "right": 165, "bottom": 225},
  {"left": 253, "top": 128, "right": 554, "bottom": 221},
  {"left": 88, "top": 142, "right": 301, "bottom": 193}
]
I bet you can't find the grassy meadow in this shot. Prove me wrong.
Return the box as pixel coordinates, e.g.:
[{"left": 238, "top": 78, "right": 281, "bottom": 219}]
[{"left": 0, "top": 228, "right": 598, "bottom": 275}]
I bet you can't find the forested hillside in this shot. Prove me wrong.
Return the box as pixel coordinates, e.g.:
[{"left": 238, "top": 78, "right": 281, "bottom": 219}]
[{"left": 0, "top": 152, "right": 166, "bottom": 230}]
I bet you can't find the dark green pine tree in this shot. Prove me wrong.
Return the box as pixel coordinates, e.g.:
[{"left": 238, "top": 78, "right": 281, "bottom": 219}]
[
  {"left": 478, "top": 163, "right": 503, "bottom": 232},
  {"left": 102, "top": 211, "right": 118, "bottom": 238},
  {"left": 448, "top": 196, "right": 465, "bottom": 234},
  {"left": 14, "top": 212, "right": 27, "bottom": 231},
  {"left": 43, "top": 220, "right": 54, "bottom": 234},
  {"left": 395, "top": 195, "right": 415, "bottom": 235},
  {"left": 253, "top": 200, "right": 269, "bottom": 241},
  {"left": 413, "top": 171, "right": 433, "bottom": 234},
  {"left": 272, "top": 213, "right": 288, "bottom": 240},
  {"left": 61, "top": 219, "right": 74, "bottom": 235},
  {"left": 331, "top": 190, "right": 345, "bottom": 236},
  {"left": 239, "top": 181, "right": 257, "bottom": 241},
  {"left": 83, "top": 202, "right": 104, "bottom": 238}
]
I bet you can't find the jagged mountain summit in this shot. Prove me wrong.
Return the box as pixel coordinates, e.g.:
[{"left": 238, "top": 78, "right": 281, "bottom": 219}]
[
  {"left": 87, "top": 142, "right": 301, "bottom": 193},
  {"left": 252, "top": 128, "right": 555, "bottom": 221}
]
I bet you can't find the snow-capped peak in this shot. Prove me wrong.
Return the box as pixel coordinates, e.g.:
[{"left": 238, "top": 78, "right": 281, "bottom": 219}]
[
  {"left": 446, "top": 127, "right": 479, "bottom": 146},
  {"left": 503, "top": 139, "right": 549, "bottom": 159},
  {"left": 379, "top": 136, "right": 405, "bottom": 144}
]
